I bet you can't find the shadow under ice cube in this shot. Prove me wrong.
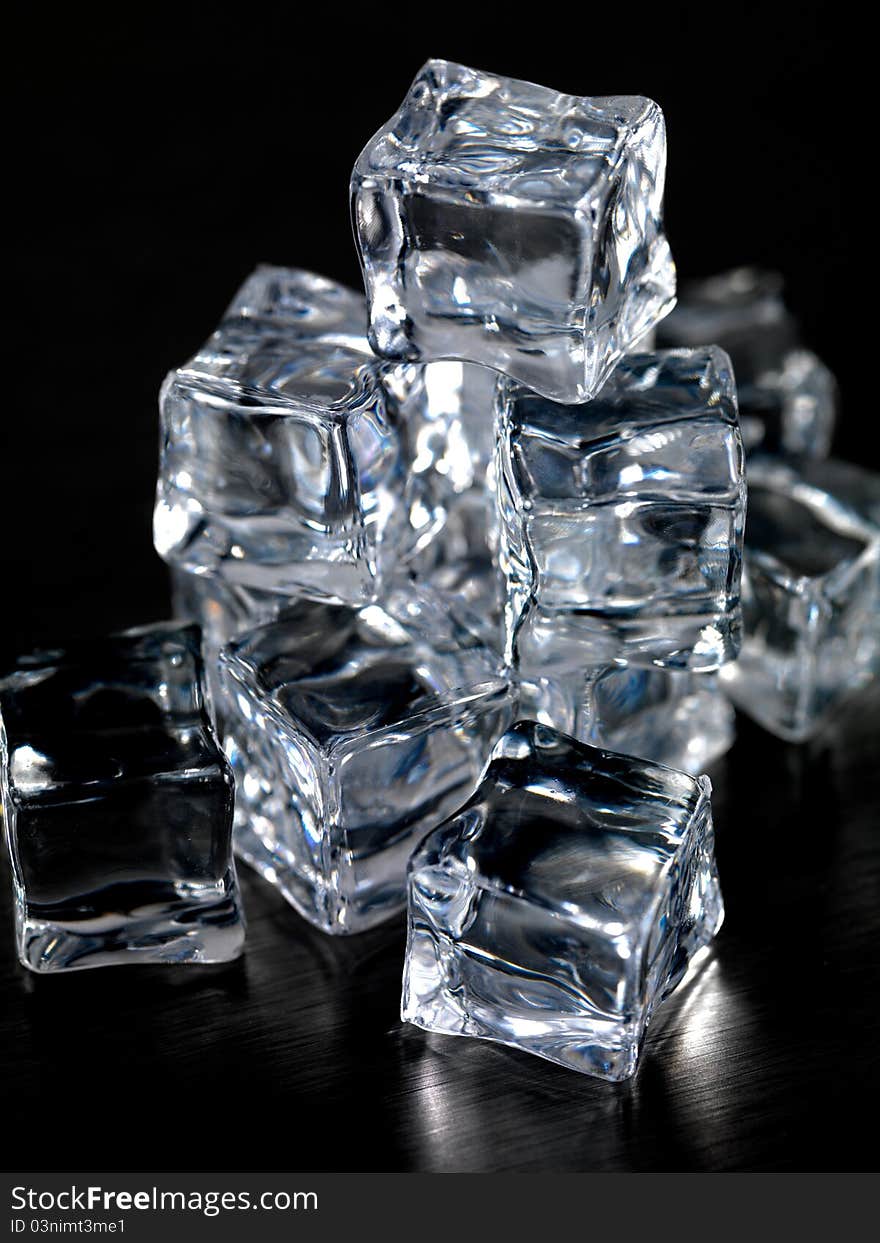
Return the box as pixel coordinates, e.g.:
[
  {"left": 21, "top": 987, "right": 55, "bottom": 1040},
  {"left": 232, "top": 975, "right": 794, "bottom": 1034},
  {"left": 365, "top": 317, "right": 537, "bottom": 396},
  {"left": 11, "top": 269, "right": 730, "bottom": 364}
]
[
  {"left": 220, "top": 586, "right": 513, "bottom": 934},
  {"left": 0, "top": 623, "right": 243, "bottom": 972},
  {"left": 402, "top": 721, "right": 723, "bottom": 1081},
  {"left": 498, "top": 347, "right": 746, "bottom": 673},
  {"left": 719, "top": 459, "right": 880, "bottom": 740},
  {"left": 352, "top": 59, "right": 675, "bottom": 404}
]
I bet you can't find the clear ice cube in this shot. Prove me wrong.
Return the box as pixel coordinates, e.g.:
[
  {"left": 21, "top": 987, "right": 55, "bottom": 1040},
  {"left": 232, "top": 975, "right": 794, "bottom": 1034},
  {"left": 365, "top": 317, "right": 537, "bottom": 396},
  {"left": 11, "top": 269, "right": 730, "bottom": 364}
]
[
  {"left": 220, "top": 584, "right": 513, "bottom": 934},
  {"left": 514, "top": 665, "right": 732, "bottom": 774},
  {"left": 409, "top": 487, "right": 503, "bottom": 652},
  {"left": 402, "top": 360, "right": 499, "bottom": 496},
  {"left": 0, "top": 623, "right": 244, "bottom": 972},
  {"left": 576, "top": 665, "right": 734, "bottom": 775},
  {"left": 170, "top": 567, "right": 286, "bottom": 729},
  {"left": 657, "top": 267, "right": 837, "bottom": 457},
  {"left": 497, "top": 348, "right": 746, "bottom": 673},
  {"left": 719, "top": 458, "right": 880, "bottom": 740},
  {"left": 352, "top": 59, "right": 675, "bottom": 403},
  {"left": 401, "top": 358, "right": 502, "bottom": 647},
  {"left": 222, "top": 263, "right": 368, "bottom": 342},
  {"left": 402, "top": 721, "right": 723, "bottom": 1080},
  {"left": 154, "top": 266, "right": 439, "bottom": 604},
  {"left": 514, "top": 674, "right": 578, "bottom": 734}
]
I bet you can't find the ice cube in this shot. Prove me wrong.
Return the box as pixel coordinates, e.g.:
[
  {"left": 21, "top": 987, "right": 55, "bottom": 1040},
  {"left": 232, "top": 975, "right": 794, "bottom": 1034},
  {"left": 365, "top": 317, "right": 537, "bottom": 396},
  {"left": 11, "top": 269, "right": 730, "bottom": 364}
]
[
  {"left": 576, "top": 665, "right": 734, "bottom": 775},
  {"left": 497, "top": 348, "right": 745, "bottom": 673},
  {"left": 153, "top": 266, "right": 439, "bottom": 604},
  {"left": 400, "top": 356, "right": 503, "bottom": 650},
  {"left": 0, "top": 623, "right": 244, "bottom": 972},
  {"left": 408, "top": 487, "right": 503, "bottom": 652},
  {"left": 352, "top": 59, "right": 675, "bottom": 403},
  {"left": 657, "top": 268, "right": 837, "bottom": 457},
  {"left": 169, "top": 567, "right": 286, "bottom": 729},
  {"left": 222, "top": 263, "right": 368, "bottom": 342},
  {"left": 719, "top": 458, "right": 880, "bottom": 740},
  {"left": 220, "top": 584, "right": 513, "bottom": 934},
  {"left": 402, "top": 360, "right": 499, "bottom": 496},
  {"left": 784, "top": 456, "right": 880, "bottom": 528},
  {"left": 514, "top": 674, "right": 578, "bottom": 734},
  {"left": 402, "top": 721, "right": 723, "bottom": 1080}
]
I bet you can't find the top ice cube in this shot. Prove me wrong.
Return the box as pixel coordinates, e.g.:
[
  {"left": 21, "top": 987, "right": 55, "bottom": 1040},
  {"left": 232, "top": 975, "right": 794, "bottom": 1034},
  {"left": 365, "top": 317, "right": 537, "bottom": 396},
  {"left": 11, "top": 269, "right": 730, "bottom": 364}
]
[{"left": 352, "top": 60, "right": 675, "bottom": 404}]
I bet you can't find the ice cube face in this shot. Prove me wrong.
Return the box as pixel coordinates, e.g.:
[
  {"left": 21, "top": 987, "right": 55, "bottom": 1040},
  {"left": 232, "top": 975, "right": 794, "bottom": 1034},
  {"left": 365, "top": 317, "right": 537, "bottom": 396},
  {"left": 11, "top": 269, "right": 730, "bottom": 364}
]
[
  {"left": 511, "top": 666, "right": 732, "bottom": 774},
  {"left": 719, "top": 460, "right": 880, "bottom": 740},
  {"left": 154, "top": 267, "right": 438, "bottom": 605},
  {"left": 0, "top": 624, "right": 243, "bottom": 973},
  {"left": 352, "top": 59, "right": 675, "bottom": 403},
  {"left": 497, "top": 348, "right": 746, "bottom": 673},
  {"left": 405, "top": 361, "right": 500, "bottom": 495},
  {"left": 514, "top": 674, "right": 578, "bottom": 734},
  {"left": 379, "top": 358, "right": 497, "bottom": 560},
  {"left": 409, "top": 487, "right": 503, "bottom": 652},
  {"left": 657, "top": 268, "right": 837, "bottom": 457},
  {"left": 222, "top": 264, "right": 368, "bottom": 342},
  {"left": 576, "top": 665, "right": 734, "bottom": 776},
  {"left": 741, "top": 349, "right": 837, "bottom": 458},
  {"left": 402, "top": 721, "right": 723, "bottom": 1081},
  {"left": 402, "top": 360, "right": 502, "bottom": 647},
  {"left": 170, "top": 568, "right": 286, "bottom": 728},
  {"left": 220, "top": 586, "right": 513, "bottom": 934}
]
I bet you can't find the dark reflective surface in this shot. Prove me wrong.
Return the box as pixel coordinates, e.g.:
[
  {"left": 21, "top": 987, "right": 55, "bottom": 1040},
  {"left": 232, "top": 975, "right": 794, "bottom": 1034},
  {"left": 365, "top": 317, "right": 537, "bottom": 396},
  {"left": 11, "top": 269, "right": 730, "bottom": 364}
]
[
  {"left": 2, "top": 9, "right": 873, "bottom": 1172},
  {"left": 1, "top": 681, "right": 877, "bottom": 1169}
]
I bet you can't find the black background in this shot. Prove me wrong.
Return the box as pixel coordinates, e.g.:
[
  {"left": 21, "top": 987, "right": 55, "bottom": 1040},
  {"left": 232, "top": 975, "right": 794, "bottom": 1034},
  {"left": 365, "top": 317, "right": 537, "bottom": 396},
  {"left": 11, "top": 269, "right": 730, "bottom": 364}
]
[
  {"left": 2, "top": 4, "right": 877, "bottom": 1173},
  {"left": 3, "top": 4, "right": 864, "bottom": 655}
]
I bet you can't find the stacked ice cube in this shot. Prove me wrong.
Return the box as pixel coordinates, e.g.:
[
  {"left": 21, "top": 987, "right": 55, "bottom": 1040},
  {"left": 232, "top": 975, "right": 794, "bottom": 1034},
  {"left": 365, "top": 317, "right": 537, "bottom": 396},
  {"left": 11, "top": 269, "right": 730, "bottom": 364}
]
[
  {"left": 151, "top": 60, "right": 743, "bottom": 1079},
  {"left": 150, "top": 58, "right": 876, "bottom": 1077},
  {"left": 4, "top": 59, "right": 875, "bottom": 1081},
  {"left": 660, "top": 272, "right": 879, "bottom": 741}
]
